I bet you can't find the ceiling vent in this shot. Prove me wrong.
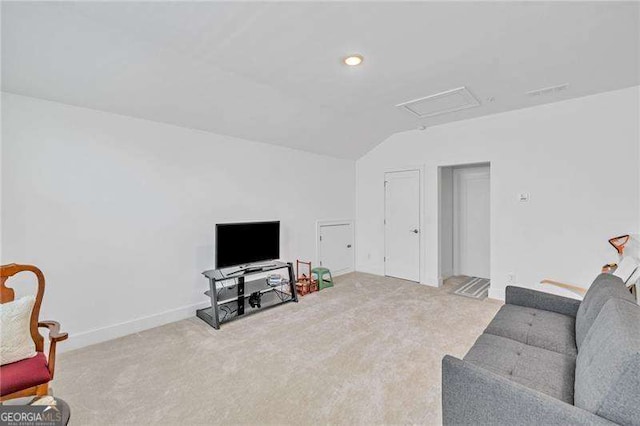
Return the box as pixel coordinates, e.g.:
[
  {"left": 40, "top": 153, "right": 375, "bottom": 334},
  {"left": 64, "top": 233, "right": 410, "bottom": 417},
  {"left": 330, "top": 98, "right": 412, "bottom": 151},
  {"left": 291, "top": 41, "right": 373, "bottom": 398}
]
[
  {"left": 526, "top": 83, "right": 569, "bottom": 97},
  {"left": 396, "top": 87, "right": 480, "bottom": 118}
]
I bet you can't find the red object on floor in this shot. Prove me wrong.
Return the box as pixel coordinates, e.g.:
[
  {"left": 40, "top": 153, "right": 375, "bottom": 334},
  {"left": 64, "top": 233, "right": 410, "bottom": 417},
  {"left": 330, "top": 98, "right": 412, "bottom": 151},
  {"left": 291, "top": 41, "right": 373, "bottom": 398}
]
[
  {"left": 295, "top": 260, "right": 318, "bottom": 297},
  {"left": 0, "top": 352, "right": 51, "bottom": 396}
]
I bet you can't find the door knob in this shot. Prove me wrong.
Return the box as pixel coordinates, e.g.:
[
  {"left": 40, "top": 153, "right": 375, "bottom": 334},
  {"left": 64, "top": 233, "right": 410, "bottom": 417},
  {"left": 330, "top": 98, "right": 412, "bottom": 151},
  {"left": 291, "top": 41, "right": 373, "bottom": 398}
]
[
  {"left": 347, "top": 244, "right": 352, "bottom": 248},
  {"left": 411, "top": 229, "right": 419, "bottom": 234}
]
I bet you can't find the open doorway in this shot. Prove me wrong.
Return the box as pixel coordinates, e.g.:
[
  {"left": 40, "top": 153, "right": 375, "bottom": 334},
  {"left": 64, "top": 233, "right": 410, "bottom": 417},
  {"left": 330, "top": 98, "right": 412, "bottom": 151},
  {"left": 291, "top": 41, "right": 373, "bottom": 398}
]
[{"left": 438, "top": 163, "right": 490, "bottom": 299}]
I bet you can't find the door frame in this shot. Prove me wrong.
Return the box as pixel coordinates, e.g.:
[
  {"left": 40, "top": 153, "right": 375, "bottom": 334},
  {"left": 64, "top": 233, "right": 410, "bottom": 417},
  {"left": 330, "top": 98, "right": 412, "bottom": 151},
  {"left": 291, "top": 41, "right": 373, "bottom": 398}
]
[
  {"left": 316, "top": 219, "right": 355, "bottom": 276},
  {"left": 437, "top": 161, "right": 491, "bottom": 286},
  {"left": 383, "top": 165, "right": 425, "bottom": 284},
  {"left": 452, "top": 165, "right": 490, "bottom": 277}
]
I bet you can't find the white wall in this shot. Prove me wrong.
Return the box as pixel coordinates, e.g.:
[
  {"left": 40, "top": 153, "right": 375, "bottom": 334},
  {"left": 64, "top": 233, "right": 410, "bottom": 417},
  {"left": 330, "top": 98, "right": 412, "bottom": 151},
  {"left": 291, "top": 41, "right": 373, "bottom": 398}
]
[
  {"left": 356, "top": 86, "right": 640, "bottom": 300},
  {"left": 1, "top": 93, "right": 355, "bottom": 350}
]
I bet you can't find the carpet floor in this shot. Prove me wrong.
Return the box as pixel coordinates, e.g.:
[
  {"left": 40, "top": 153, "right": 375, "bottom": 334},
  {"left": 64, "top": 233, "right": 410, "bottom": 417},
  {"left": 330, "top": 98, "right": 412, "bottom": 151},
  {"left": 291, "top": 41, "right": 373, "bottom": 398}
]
[{"left": 53, "top": 272, "right": 502, "bottom": 425}]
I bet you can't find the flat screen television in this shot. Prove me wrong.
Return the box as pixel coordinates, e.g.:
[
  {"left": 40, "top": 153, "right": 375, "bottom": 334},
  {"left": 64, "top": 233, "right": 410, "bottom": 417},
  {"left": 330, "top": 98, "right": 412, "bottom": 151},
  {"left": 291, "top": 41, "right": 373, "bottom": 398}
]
[{"left": 215, "top": 221, "right": 280, "bottom": 269}]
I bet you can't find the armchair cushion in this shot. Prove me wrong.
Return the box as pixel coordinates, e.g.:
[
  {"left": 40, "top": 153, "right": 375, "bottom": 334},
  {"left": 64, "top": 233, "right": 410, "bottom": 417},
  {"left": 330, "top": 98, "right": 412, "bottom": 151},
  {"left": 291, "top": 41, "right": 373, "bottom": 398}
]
[{"left": 0, "top": 352, "right": 50, "bottom": 396}]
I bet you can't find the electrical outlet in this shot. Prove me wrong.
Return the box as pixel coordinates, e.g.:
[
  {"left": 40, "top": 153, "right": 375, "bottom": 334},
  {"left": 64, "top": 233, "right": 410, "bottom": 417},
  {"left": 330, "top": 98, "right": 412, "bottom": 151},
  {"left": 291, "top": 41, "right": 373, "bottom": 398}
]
[{"left": 507, "top": 273, "right": 516, "bottom": 284}]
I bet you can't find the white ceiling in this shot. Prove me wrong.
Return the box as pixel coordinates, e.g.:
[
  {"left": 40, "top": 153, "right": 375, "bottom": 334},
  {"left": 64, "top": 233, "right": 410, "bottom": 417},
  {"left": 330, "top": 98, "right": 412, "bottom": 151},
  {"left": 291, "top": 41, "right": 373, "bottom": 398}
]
[{"left": 2, "top": 1, "right": 639, "bottom": 159}]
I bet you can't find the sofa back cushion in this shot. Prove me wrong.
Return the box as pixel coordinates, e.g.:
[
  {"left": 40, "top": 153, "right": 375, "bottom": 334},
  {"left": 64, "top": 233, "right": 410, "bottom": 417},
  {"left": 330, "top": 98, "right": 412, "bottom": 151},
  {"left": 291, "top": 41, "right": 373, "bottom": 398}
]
[
  {"left": 575, "top": 273, "right": 635, "bottom": 349},
  {"left": 574, "top": 298, "right": 640, "bottom": 424}
]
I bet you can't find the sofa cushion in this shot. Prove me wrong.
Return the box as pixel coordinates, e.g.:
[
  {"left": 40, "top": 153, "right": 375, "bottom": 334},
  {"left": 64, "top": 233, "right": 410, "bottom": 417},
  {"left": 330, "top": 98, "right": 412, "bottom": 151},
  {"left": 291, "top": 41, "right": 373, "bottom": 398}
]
[
  {"left": 0, "top": 352, "right": 50, "bottom": 396},
  {"left": 464, "top": 333, "right": 576, "bottom": 403},
  {"left": 484, "top": 304, "right": 577, "bottom": 357},
  {"left": 575, "top": 298, "right": 640, "bottom": 425},
  {"left": 575, "top": 273, "right": 635, "bottom": 349},
  {"left": 505, "top": 285, "right": 581, "bottom": 317}
]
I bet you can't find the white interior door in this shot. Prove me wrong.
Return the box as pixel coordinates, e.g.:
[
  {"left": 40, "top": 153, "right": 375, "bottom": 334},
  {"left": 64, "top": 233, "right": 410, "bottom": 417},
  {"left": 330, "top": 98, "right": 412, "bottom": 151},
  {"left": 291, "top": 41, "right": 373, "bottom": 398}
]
[
  {"left": 318, "top": 222, "right": 353, "bottom": 276},
  {"left": 453, "top": 166, "right": 490, "bottom": 278},
  {"left": 385, "top": 170, "right": 420, "bottom": 282}
]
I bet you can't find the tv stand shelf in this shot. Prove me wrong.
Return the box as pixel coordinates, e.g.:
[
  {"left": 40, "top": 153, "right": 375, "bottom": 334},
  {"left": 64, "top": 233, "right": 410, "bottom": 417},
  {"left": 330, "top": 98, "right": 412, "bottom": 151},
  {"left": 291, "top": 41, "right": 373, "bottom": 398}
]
[{"left": 197, "top": 261, "right": 298, "bottom": 329}]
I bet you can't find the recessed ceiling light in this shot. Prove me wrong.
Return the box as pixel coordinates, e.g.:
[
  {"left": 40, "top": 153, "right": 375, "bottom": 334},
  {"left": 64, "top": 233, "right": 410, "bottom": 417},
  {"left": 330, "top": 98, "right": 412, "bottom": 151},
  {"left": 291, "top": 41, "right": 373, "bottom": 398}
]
[{"left": 343, "top": 54, "right": 363, "bottom": 66}]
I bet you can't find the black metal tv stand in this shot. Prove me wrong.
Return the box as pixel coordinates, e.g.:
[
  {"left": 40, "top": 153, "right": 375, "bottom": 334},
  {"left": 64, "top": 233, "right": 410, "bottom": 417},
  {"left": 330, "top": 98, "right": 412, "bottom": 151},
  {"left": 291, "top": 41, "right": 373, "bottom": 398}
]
[
  {"left": 224, "top": 262, "right": 277, "bottom": 277},
  {"left": 196, "top": 261, "right": 298, "bottom": 329}
]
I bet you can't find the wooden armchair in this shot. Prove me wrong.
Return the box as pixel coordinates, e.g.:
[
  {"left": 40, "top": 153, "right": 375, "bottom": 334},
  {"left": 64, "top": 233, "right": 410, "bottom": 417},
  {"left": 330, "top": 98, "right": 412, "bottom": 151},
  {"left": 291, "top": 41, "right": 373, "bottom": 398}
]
[
  {"left": 0, "top": 264, "right": 68, "bottom": 401},
  {"left": 541, "top": 257, "right": 640, "bottom": 299},
  {"left": 540, "top": 279, "right": 588, "bottom": 298}
]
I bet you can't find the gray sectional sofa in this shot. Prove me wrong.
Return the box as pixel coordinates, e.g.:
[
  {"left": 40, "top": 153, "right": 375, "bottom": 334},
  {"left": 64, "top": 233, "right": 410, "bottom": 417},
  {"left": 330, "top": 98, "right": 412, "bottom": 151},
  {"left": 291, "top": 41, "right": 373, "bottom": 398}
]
[{"left": 442, "top": 273, "right": 640, "bottom": 425}]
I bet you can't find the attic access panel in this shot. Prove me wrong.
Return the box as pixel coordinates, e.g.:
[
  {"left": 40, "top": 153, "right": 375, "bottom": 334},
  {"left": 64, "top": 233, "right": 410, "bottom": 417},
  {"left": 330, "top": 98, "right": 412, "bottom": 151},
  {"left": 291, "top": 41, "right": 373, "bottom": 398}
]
[{"left": 396, "top": 87, "right": 480, "bottom": 118}]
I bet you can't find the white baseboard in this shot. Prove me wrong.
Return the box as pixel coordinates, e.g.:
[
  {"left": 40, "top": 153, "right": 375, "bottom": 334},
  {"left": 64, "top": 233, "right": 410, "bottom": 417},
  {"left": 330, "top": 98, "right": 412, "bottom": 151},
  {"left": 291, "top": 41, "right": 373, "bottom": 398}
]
[
  {"left": 60, "top": 301, "right": 210, "bottom": 353},
  {"left": 355, "top": 268, "right": 438, "bottom": 287},
  {"left": 488, "top": 286, "right": 505, "bottom": 301},
  {"left": 440, "top": 269, "right": 454, "bottom": 281},
  {"left": 355, "top": 263, "right": 384, "bottom": 276},
  {"left": 59, "top": 268, "right": 357, "bottom": 353},
  {"left": 422, "top": 280, "right": 439, "bottom": 288},
  {"left": 332, "top": 267, "right": 355, "bottom": 277}
]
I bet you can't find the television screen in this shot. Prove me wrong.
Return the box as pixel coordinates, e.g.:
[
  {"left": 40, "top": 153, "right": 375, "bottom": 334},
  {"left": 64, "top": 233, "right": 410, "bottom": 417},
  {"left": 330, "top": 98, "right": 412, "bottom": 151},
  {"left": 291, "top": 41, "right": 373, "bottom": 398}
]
[{"left": 215, "top": 221, "right": 280, "bottom": 268}]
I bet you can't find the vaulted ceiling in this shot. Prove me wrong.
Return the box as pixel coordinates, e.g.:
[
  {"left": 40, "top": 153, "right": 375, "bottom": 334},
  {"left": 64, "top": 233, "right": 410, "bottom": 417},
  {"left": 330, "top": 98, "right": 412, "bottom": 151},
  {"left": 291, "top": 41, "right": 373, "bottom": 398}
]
[{"left": 2, "top": 2, "right": 639, "bottom": 159}]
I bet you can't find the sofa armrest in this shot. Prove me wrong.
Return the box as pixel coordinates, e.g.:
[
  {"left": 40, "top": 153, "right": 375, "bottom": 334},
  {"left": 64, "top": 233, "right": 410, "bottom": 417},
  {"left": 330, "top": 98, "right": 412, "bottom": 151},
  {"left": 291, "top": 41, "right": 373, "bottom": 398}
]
[
  {"left": 442, "top": 355, "right": 613, "bottom": 425},
  {"left": 505, "top": 285, "right": 581, "bottom": 317}
]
